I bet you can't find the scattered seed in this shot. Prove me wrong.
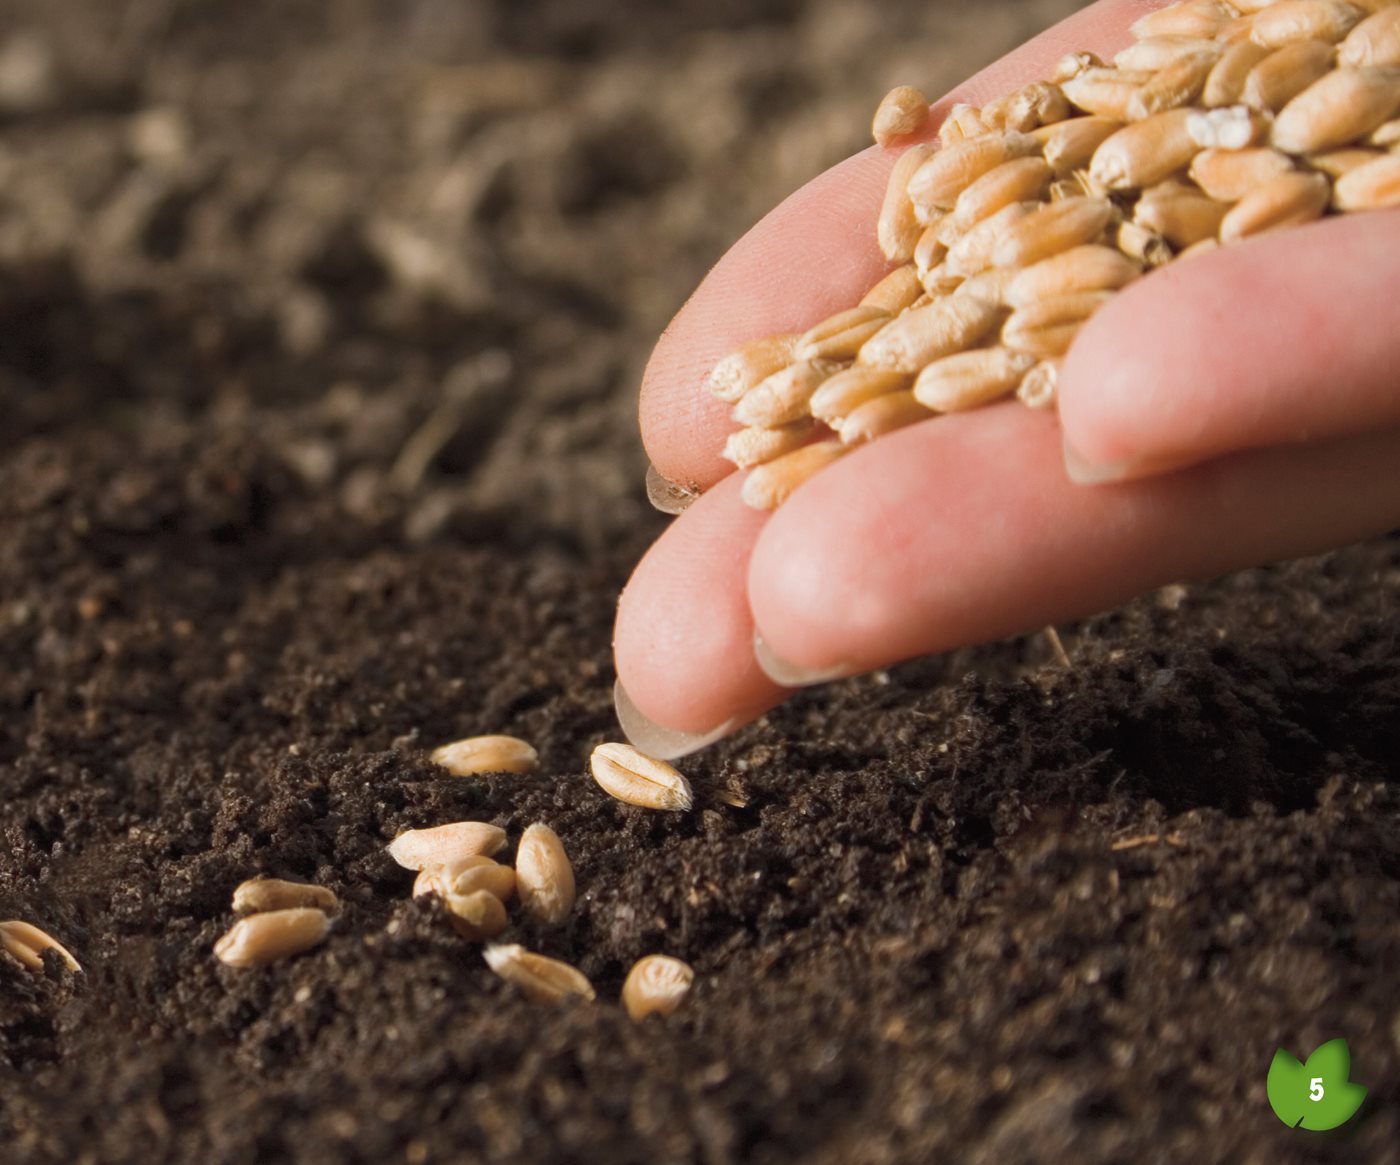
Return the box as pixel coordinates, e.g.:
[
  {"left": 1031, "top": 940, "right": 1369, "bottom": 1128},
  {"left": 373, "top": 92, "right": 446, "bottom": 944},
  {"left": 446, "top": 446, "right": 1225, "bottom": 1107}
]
[
  {"left": 590, "top": 742, "right": 694, "bottom": 811},
  {"left": 214, "top": 908, "right": 329, "bottom": 968},
  {"left": 387, "top": 821, "right": 508, "bottom": 871},
  {"left": 1219, "top": 169, "right": 1332, "bottom": 239},
  {"left": 443, "top": 889, "right": 509, "bottom": 942},
  {"left": 621, "top": 954, "right": 695, "bottom": 1020},
  {"left": 232, "top": 877, "right": 338, "bottom": 915},
  {"left": 740, "top": 440, "right": 847, "bottom": 509},
  {"left": 0, "top": 920, "right": 81, "bottom": 974},
  {"left": 483, "top": 943, "right": 595, "bottom": 1004},
  {"left": 912, "top": 347, "right": 1037, "bottom": 412},
  {"left": 430, "top": 734, "right": 538, "bottom": 777},
  {"left": 516, "top": 822, "right": 576, "bottom": 925},
  {"left": 872, "top": 85, "right": 930, "bottom": 146},
  {"left": 414, "top": 855, "right": 518, "bottom": 903}
]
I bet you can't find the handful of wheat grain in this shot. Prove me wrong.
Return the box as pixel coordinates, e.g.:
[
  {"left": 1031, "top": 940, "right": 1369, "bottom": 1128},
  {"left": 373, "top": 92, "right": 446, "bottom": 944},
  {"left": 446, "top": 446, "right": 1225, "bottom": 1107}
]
[{"left": 712, "top": 0, "right": 1400, "bottom": 509}]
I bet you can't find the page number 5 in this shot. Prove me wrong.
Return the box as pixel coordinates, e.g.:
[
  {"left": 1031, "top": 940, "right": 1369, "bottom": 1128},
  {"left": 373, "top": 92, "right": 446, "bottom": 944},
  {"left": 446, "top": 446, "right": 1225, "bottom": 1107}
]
[{"left": 1309, "top": 1078, "right": 1325, "bottom": 1102}]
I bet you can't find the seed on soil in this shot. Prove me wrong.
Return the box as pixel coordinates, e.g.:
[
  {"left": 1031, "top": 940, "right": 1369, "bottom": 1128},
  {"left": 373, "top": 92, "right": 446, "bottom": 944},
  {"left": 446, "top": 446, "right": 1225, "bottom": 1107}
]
[
  {"left": 414, "top": 855, "right": 518, "bottom": 903},
  {"left": 430, "top": 734, "right": 538, "bottom": 777},
  {"left": 0, "top": 920, "right": 82, "bottom": 973},
  {"left": 443, "top": 889, "right": 509, "bottom": 942},
  {"left": 232, "top": 877, "right": 338, "bottom": 915},
  {"left": 515, "top": 822, "right": 576, "bottom": 925},
  {"left": 872, "top": 85, "right": 929, "bottom": 146},
  {"left": 590, "top": 742, "right": 694, "bottom": 811},
  {"left": 213, "top": 907, "right": 330, "bottom": 968},
  {"left": 387, "top": 821, "right": 508, "bottom": 870},
  {"left": 621, "top": 954, "right": 695, "bottom": 1020},
  {"left": 483, "top": 943, "right": 595, "bottom": 1004}
]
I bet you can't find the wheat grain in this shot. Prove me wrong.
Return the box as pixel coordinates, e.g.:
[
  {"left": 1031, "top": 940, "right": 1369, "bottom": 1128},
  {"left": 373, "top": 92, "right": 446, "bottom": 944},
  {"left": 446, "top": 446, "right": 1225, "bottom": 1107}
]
[
  {"left": 1131, "top": 0, "right": 1241, "bottom": 41},
  {"left": 796, "top": 306, "right": 892, "bottom": 362},
  {"left": 991, "top": 197, "right": 1116, "bottom": 267},
  {"left": 1332, "top": 150, "right": 1400, "bottom": 202},
  {"left": 722, "top": 421, "right": 814, "bottom": 469},
  {"left": 1340, "top": 8, "right": 1400, "bottom": 64},
  {"left": 1243, "top": 39, "right": 1339, "bottom": 111},
  {"left": 906, "top": 131, "right": 1039, "bottom": 211},
  {"left": 732, "top": 360, "right": 835, "bottom": 428},
  {"left": 1062, "top": 68, "right": 1150, "bottom": 120},
  {"left": 705, "top": 334, "right": 800, "bottom": 403},
  {"left": 1250, "top": 0, "right": 1365, "bottom": 48},
  {"left": 1204, "top": 40, "right": 1273, "bottom": 105},
  {"left": 0, "top": 920, "right": 81, "bottom": 973},
  {"left": 1271, "top": 65, "right": 1400, "bottom": 152},
  {"left": 516, "top": 822, "right": 576, "bottom": 925},
  {"left": 590, "top": 742, "right": 694, "bottom": 810},
  {"left": 1306, "top": 144, "right": 1388, "bottom": 173},
  {"left": 1129, "top": 48, "right": 1222, "bottom": 118},
  {"left": 214, "top": 908, "right": 329, "bottom": 968},
  {"left": 1005, "top": 244, "right": 1141, "bottom": 306},
  {"left": 872, "top": 86, "right": 930, "bottom": 147},
  {"left": 879, "top": 143, "right": 938, "bottom": 261},
  {"left": 1219, "top": 169, "right": 1332, "bottom": 238},
  {"left": 1116, "top": 38, "right": 1222, "bottom": 74},
  {"left": 740, "top": 440, "right": 846, "bottom": 508},
  {"left": 1002, "top": 291, "right": 1113, "bottom": 358},
  {"left": 1034, "top": 115, "right": 1123, "bottom": 175},
  {"left": 1189, "top": 145, "right": 1297, "bottom": 198},
  {"left": 1091, "top": 108, "right": 1201, "bottom": 189},
  {"left": 232, "top": 878, "right": 338, "bottom": 915},
  {"left": 387, "top": 821, "right": 508, "bottom": 870},
  {"left": 1017, "top": 361, "right": 1061, "bottom": 410},
  {"left": 621, "top": 955, "right": 695, "bottom": 1020},
  {"left": 912, "top": 347, "right": 1037, "bottom": 411},
  {"left": 859, "top": 264, "right": 924, "bottom": 313},
  {"left": 1135, "top": 183, "right": 1231, "bottom": 245},
  {"left": 483, "top": 944, "right": 594, "bottom": 1004},
  {"left": 431, "top": 735, "right": 538, "bottom": 777},
  {"left": 837, "top": 391, "right": 932, "bottom": 445}
]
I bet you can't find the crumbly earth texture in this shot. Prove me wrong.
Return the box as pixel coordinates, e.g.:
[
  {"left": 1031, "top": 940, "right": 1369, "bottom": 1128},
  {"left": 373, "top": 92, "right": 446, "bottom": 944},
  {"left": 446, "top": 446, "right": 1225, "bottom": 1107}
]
[{"left": 2, "top": 2, "right": 1399, "bottom": 1163}]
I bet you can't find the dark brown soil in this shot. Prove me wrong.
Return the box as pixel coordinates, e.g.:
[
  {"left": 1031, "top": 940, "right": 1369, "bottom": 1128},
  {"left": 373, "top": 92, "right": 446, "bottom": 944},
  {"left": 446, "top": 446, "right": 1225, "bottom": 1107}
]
[{"left": 2, "top": 2, "right": 1399, "bottom": 1162}]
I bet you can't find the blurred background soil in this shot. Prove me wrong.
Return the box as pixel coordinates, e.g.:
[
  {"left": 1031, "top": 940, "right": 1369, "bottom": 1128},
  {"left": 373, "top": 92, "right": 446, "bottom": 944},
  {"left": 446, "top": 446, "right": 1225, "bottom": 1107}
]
[{"left": 2, "top": 1, "right": 1399, "bottom": 1162}]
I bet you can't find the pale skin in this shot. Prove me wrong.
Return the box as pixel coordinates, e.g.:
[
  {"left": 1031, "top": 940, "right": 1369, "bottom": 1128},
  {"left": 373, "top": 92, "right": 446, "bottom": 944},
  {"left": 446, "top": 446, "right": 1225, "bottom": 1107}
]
[{"left": 613, "top": 0, "right": 1400, "bottom": 757}]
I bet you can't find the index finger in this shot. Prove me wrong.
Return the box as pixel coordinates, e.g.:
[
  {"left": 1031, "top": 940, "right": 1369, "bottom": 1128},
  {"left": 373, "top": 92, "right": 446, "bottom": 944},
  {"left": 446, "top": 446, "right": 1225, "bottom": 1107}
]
[{"left": 640, "top": 0, "right": 1166, "bottom": 493}]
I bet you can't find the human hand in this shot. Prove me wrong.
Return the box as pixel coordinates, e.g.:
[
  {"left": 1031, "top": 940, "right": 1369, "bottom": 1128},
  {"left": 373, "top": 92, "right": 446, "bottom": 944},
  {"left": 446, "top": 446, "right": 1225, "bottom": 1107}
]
[{"left": 614, "top": 0, "right": 1400, "bottom": 758}]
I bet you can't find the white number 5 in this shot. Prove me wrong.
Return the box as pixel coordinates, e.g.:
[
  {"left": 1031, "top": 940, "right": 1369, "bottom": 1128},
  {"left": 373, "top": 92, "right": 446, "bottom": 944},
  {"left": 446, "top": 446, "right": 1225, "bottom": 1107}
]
[{"left": 1309, "top": 1078, "right": 1325, "bottom": 1102}]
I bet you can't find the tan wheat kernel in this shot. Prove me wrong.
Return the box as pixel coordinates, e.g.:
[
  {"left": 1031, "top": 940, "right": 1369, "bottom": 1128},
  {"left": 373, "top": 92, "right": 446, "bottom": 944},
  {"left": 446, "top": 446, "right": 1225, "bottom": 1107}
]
[
  {"left": 704, "top": 334, "right": 799, "bottom": 404},
  {"left": 912, "top": 348, "right": 1037, "bottom": 412},
  {"left": 1219, "top": 169, "right": 1331, "bottom": 238},
  {"left": 0, "top": 920, "right": 81, "bottom": 973},
  {"left": 232, "top": 877, "right": 338, "bottom": 915},
  {"left": 214, "top": 908, "right": 330, "bottom": 968},
  {"left": 431, "top": 735, "right": 538, "bottom": 777},
  {"left": 1271, "top": 66, "right": 1400, "bottom": 153},
  {"left": 415, "top": 855, "right": 518, "bottom": 902},
  {"left": 1243, "top": 39, "right": 1337, "bottom": 112},
  {"left": 1250, "top": 0, "right": 1365, "bottom": 49},
  {"left": 1131, "top": 0, "right": 1240, "bottom": 41},
  {"left": 837, "top": 391, "right": 931, "bottom": 445},
  {"left": 722, "top": 422, "right": 814, "bottom": 469},
  {"left": 622, "top": 954, "right": 695, "bottom": 1020},
  {"left": 590, "top": 742, "right": 694, "bottom": 811},
  {"left": 740, "top": 440, "right": 847, "bottom": 509},
  {"left": 443, "top": 889, "right": 509, "bottom": 941},
  {"left": 516, "top": 822, "right": 576, "bottom": 925},
  {"left": 1340, "top": 8, "right": 1400, "bottom": 65},
  {"left": 872, "top": 86, "right": 930, "bottom": 146},
  {"left": 1332, "top": 150, "right": 1400, "bottom": 203},
  {"left": 387, "top": 821, "right": 508, "bottom": 870},
  {"left": 483, "top": 943, "right": 595, "bottom": 1004}
]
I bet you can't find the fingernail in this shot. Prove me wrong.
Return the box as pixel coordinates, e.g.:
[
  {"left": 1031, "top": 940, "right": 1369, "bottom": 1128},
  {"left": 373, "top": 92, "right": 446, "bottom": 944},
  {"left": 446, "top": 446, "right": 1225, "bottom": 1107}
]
[
  {"left": 645, "top": 463, "right": 699, "bottom": 515},
  {"left": 1061, "top": 438, "right": 1143, "bottom": 485},
  {"left": 752, "top": 632, "right": 854, "bottom": 688},
  {"left": 613, "top": 679, "right": 734, "bottom": 760}
]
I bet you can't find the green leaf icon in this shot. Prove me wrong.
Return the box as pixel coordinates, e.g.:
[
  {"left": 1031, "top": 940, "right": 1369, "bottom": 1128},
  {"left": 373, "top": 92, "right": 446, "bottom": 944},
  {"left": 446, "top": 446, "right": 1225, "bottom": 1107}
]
[{"left": 1267, "top": 1039, "right": 1367, "bottom": 1130}]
